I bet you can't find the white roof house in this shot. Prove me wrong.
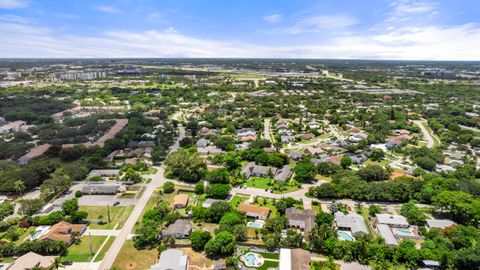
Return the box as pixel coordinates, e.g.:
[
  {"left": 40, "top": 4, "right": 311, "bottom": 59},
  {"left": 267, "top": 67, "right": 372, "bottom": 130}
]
[
  {"left": 377, "top": 224, "right": 398, "bottom": 246},
  {"left": 426, "top": 219, "right": 457, "bottom": 230},
  {"left": 375, "top": 214, "right": 409, "bottom": 227},
  {"left": 335, "top": 212, "right": 369, "bottom": 236},
  {"left": 279, "top": 249, "right": 292, "bottom": 270},
  {"left": 151, "top": 249, "right": 188, "bottom": 270}
]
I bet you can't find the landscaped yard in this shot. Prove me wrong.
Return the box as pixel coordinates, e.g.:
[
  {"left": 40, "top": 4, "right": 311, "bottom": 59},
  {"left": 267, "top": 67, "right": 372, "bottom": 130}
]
[
  {"left": 229, "top": 195, "right": 249, "bottom": 208},
  {"left": 245, "top": 177, "right": 272, "bottom": 189},
  {"left": 112, "top": 240, "right": 158, "bottom": 270},
  {"left": 252, "top": 197, "right": 278, "bottom": 217},
  {"left": 62, "top": 235, "right": 113, "bottom": 262},
  {"left": 80, "top": 205, "right": 133, "bottom": 229}
]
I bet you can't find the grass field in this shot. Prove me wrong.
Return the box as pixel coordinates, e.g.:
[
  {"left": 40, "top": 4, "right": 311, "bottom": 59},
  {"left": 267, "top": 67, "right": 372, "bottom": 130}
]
[
  {"left": 245, "top": 177, "right": 272, "bottom": 189},
  {"left": 229, "top": 195, "right": 249, "bottom": 208},
  {"left": 62, "top": 236, "right": 112, "bottom": 262},
  {"left": 112, "top": 240, "right": 158, "bottom": 270},
  {"left": 80, "top": 206, "right": 133, "bottom": 229},
  {"left": 252, "top": 197, "right": 278, "bottom": 217}
]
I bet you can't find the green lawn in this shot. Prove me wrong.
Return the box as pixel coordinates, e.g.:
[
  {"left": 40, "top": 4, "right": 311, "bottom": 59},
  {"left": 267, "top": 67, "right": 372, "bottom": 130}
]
[
  {"left": 62, "top": 236, "right": 112, "bottom": 262},
  {"left": 80, "top": 206, "right": 133, "bottom": 229},
  {"left": 252, "top": 197, "right": 278, "bottom": 217},
  {"left": 229, "top": 195, "right": 249, "bottom": 208},
  {"left": 245, "top": 177, "right": 272, "bottom": 189},
  {"left": 258, "top": 252, "right": 279, "bottom": 260}
]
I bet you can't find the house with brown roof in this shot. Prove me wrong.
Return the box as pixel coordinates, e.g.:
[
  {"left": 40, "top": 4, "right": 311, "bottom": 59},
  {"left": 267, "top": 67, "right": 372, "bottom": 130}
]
[
  {"left": 172, "top": 194, "right": 189, "bottom": 209},
  {"left": 238, "top": 203, "right": 270, "bottom": 220},
  {"left": 279, "top": 248, "right": 311, "bottom": 270},
  {"left": 6, "top": 252, "right": 55, "bottom": 270},
  {"left": 18, "top": 144, "right": 52, "bottom": 165},
  {"left": 38, "top": 221, "right": 87, "bottom": 245}
]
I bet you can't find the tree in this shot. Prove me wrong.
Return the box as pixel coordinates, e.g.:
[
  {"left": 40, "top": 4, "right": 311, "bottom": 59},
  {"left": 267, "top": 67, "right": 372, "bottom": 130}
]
[
  {"left": 316, "top": 212, "right": 334, "bottom": 226},
  {"left": 163, "top": 182, "right": 175, "bottom": 194},
  {"left": 62, "top": 198, "right": 79, "bottom": 216},
  {"left": 294, "top": 162, "right": 317, "bottom": 183},
  {"left": 341, "top": 156, "right": 352, "bottom": 169},
  {"left": 194, "top": 181, "right": 205, "bottom": 194},
  {"left": 207, "top": 201, "right": 232, "bottom": 223},
  {"left": 190, "top": 230, "right": 212, "bottom": 251},
  {"left": 219, "top": 212, "right": 244, "bottom": 227},
  {"left": 370, "top": 149, "right": 385, "bottom": 161},
  {"left": 368, "top": 204, "right": 381, "bottom": 217},
  {"left": 49, "top": 256, "right": 64, "bottom": 270},
  {"left": 133, "top": 220, "right": 161, "bottom": 249},
  {"left": 40, "top": 168, "right": 72, "bottom": 201},
  {"left": 164, "top": 149, "right": 206, "bottom": 182},
  {"left": 400, "top": 201, "right": 426, "bottom": 225},
  {"left": 123, "top": 168, "right": 143, "bottom": 183},
  {"left": 204, "top": 231, "right": 236, "bottom": 257},
  {"left": 14, "top": 180, "right": 25, "bottom": 196},
  {"left": 357, "top": 165, "right": 388, "bottom": 181},
  {"left": 206, "top": 184, "right": 231, "bottom": 199},
  {"left": 205, "top": 169, "right": 230, "bottom": 184}
]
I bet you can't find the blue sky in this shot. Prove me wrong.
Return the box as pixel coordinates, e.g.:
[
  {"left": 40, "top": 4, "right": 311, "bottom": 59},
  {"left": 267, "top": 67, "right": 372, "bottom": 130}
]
[{"left": 0, "top": 0, "right": 479, "bottom": 59}]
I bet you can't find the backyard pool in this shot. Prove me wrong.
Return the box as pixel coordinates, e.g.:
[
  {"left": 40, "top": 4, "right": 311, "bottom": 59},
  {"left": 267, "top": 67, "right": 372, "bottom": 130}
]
[
  {"left": 247, "top": 219, "right": 265, "bottom": 229},
  {"left": 28, "top": 226, "right": 50, "bottom": 240},
  {"left": 241, "top": 252, "right": 264, "bottom": 267},
  {"left": 337, "top": 231, "right": 354, "bottom": 241},
  {"left": 392, "top": 228, "right": 415, "bottom": 237}
]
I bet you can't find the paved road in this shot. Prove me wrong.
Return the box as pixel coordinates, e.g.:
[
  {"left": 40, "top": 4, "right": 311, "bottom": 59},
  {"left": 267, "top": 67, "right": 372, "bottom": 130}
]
[
  {"left": 328, "top": 124, "right": 345, "bottom": 140},
  {"left": 263, "top": 118, "right": 273, "bottom": 142},
  {"left": 99, "top": 124, "right": 185, "bottom": 270},
  {"left": 413, "top": 120, "right": 436, "bottom": 148}
]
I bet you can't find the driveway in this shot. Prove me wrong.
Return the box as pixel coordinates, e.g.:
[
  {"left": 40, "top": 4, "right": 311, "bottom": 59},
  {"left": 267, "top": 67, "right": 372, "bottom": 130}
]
[{"left": 413, "top": 120, "right": 437, "bottom": 148}]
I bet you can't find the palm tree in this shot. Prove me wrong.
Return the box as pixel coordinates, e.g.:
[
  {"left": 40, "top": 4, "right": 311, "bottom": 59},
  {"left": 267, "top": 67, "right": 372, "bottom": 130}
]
[
  {"left": 14, "top": 180, "right": 25, "bottom": 196},
  {"left": 49, "top": 257, "right": 64, "bottom": 270}
]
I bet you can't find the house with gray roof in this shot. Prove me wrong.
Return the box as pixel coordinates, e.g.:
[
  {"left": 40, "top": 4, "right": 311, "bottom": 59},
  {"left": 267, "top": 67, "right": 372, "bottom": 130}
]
[
  {"left": 375, "top": 214, "right": 409, "bottom": 228},
  {"left": 377, "top": 224, "right": 398, "bottom": 246},
  {"left": 161, "top": 219, "right": 191, "bottom": 239},
  {"left": 288, "top": 150, "right": 304, "bottom": 161},
  {"left": 285, "top": 208, "right": 316, "bottom": 237},
  {"left": 196, "top": 138, "right": 210, "bottom": 148},
  {"left": 335, "top": 212, "right": 369, "bottom": 236},
  {"left": 82, "top": 185, "right": 119, "bottom": 195},
  {"left": 425, "top": 219, "right": 456, "bottom": 230},
  {"left": 241, "top": 162, "right": 293, "bottom": 183},
  {"left": 151, "top": 249, "right": 188, "bottom": 270}
]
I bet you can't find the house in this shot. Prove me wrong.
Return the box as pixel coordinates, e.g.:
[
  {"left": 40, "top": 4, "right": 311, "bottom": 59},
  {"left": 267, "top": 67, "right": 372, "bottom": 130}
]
[
  {"left": 375, "top": 214, "right": 409, "bottom": 228},
  {"left": 436, "top": 164, "right": 456, "bottom": 173},
  {"left": 274, "top": 166, "right": 293, "bottom": 184},
  {"left": 82, "top": 185, "right": 120, "bottom": 195},
  {"left": 385, "top": 138, "right": 403, "bottom": 149},
  {"left": 18, "top": 144, "right": 52, "bottom": 165},
  {"left": 348, "top": 154, "right": 367, "bottom": 164},
  {"left": 238, "top": 203, "right": 270, "bottom": 220},
  {"left": 281, "top": 135, "right": 295, "bottom": 143},
  {"left": 39, "top": 221, "right": 87, "bottom": 245},
  {"left": 308, "top": 121, "right": 321, "bottom": 129},
  {"left": 288, "top": 151, "right": 304, "bottom": 161},
  {"left": 161, "top": 219, "right": 191, "bottom": 239},
  {"left": 285, "top": 208, "right": 316, "bottom": 237},
  {"left": 302, "top": 133, "right": 315, "bottom": 140},
  {"left": 88, "top": 169, "right": 120, "bottom": 178},
  {"left": 196, "top": 138, "right": 210, "bottom": 148},
  {"left": 276, "top": 120, "right": 289, "bottom": 129},
  {"left": 377, "top": 224, "right": 398, "bottom": 246},
  {"left": 151, "top": 249, "right": 189, "bottom": 270},
  {"left": 279, "top": 248, "right": 311, "bottom": 270},
  {"left": 6, "top": 252, "right": 55, "bottom": 270},
  {"left": 304, "top": 147, "right": 324, "bottom": 155},
  {"left": 335, "top": 212, "right": 369, "bottom": 236},
  {"left": 425, "top": 219, "right": 457, "bottom": 230},
  {"left": 348, "top": 133, "right": 368, "bottom": 143},
  {"left": 197, "top": 146, "right": 225, "bottom": 155},
  {"left": 202, "top": 198, "right": 220, "bottom": 208},
  {"left": 241, "top": 162, "right": 292, "bottom": 183},
  {"left": 0, "top": 120, "right": 26, "bottom": 133},
  {"left": 173, "top": 194, "right": 189, "bottom": 209},
  {"left": 237, "top": 128, "right": 257, "bottom": 141}
]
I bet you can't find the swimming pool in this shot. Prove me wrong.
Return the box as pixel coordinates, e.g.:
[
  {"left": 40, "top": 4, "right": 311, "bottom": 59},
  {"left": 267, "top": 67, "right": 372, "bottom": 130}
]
[
  {"left": 337, "top": 231, "right": 354, "bottom": 241},
  {"left": 29, "top": 226, "right": 51, "bottom": 240},
  {"left": 393, "top": 228, "right": 415, "bottom": 236},
  {"left": 247, "top": 219, "right": 265, "bottom": 229},
  {"left": 241, "top": 252, "right": 264, "bottom": 267}
]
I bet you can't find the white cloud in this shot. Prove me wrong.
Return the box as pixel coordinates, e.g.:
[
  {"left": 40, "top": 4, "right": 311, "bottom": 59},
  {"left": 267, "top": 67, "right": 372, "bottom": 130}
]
[
  {"left": 94, "top": 5, "right": 121, "bottom": 14},
  {"left": 388, "top": 0, "right": 437, "bottom": 22},
  {"left": 0, "top": 0, "right": 28, "bottom": 9},
  {"left": 0, "top": 12, "right": 479, "bottom": 60},
  {"left": 271, "top": 15, "right": 359, "bottom": 34},
  {"left": 263, "top": 14, "right": 282, "bottom": 23}
]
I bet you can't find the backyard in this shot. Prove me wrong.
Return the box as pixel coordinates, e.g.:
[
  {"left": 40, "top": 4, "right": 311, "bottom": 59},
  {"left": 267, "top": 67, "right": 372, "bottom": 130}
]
[
  {"left": 112, "top": 240, "right": 158, "bottom": 270},
  {"left": 62, "top": 235, "right": 114, "bottom": 262},
  {"left": 80, "top": 205, "right": 133, "bottom": 229}
]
